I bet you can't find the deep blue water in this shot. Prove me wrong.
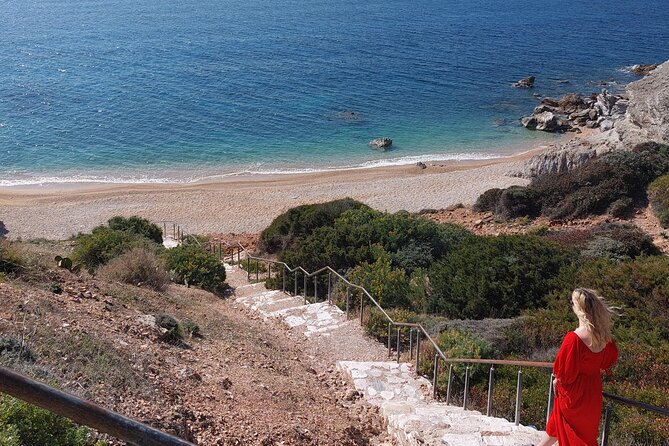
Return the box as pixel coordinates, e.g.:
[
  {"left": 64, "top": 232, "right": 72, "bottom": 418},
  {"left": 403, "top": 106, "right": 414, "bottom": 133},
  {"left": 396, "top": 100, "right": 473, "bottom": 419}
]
[{"left": 1, "top": 0, "right": 669, "bottom": 184}]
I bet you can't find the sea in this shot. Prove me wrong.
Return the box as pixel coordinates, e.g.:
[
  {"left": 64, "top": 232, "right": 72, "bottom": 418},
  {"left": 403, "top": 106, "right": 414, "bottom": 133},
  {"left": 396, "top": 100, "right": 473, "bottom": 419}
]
[{"left": 1, "top": 0, "right": 669, "bottom": 186}]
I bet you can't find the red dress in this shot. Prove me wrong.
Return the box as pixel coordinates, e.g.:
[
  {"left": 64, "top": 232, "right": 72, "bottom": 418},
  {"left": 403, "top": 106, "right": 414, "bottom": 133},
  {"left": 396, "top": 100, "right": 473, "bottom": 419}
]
[{"left": 546, "top": 331, "right": 619, "bottom": 446}]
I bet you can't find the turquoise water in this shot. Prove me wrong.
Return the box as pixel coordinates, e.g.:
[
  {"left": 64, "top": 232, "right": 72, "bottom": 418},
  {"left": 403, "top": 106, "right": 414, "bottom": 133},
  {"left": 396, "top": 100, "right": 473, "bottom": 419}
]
[{"left": 1, "top": 0, "right": 668, "bottom": 185}]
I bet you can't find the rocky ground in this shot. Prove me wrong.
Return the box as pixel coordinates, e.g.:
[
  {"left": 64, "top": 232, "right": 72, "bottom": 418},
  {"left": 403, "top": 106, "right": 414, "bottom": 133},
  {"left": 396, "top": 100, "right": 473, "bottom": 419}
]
[{"left": 0, "top": 240, "right": 392, "bottom": 445}]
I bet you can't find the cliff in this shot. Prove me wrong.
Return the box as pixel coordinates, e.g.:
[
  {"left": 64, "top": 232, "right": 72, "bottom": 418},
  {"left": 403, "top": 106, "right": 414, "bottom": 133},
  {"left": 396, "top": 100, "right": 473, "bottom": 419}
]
[{"left": 521, "top": 60, "right": 669, "bottom": 177}]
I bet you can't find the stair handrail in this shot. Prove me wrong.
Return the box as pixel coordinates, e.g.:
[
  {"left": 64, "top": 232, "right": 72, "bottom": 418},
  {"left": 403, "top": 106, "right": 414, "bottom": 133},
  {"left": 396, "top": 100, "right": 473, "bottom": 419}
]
[
  {"left": 0, "top": 366, "right": 195, "bottom": 446},
  {"left": 238, "top": 245, "right": 669, "bottom": 443}
]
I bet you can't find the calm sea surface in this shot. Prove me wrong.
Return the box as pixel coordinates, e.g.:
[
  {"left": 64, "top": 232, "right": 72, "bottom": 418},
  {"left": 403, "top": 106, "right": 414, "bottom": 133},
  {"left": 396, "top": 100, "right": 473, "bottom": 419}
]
[{"left": 1, "top": 0, "right": 669, "bottom": 185}]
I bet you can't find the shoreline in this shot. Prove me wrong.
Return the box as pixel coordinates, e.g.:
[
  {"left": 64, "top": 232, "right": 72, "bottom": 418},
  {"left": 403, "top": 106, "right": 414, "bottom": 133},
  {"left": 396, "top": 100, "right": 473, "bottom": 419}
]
[{"left": 0, "top": 143, "right": 552, "bottom": 241}]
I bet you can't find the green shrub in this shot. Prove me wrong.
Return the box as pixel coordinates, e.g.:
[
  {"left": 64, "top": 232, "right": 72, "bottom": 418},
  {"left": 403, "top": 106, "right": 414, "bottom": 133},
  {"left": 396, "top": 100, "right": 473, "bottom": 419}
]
[
  {"left": 349, "top": 252, "right": 411, "bottom": 308},
  {"left": 72, "top": 227, "right": 156, "bottom": 270},
  {"left": 648, "top": 174, "right": 669, "bottom": 228},
  {"left": 476, "top": 142, "right": 669, "bottom": 220},
  {"left": 98, "top": 247, "right": 170, "bottom": 291},
  {"left": 163, "top": 244, "right": 227, "bottom": 292},
  {"left": 154, "top": 314, "right": 184, "bottom": 343},
  {"left": 106, "top": 216, "right": 163, "bottom": 244},
  {"left": 435, "top": 329, "right": 493, "bottom": 376},
  {"left": 0, "top": 337, "right": 35, "bottom": 363},
  {"left": 182, "top": 320, "right": 202, "bottom": 338},
  {"left": 0, "top": 240, "right": 24, "bottom": 275},
  {"left": 259, "top": 198, "right": 369, "bottom": 253},
  {"left": 0, "top": 395, "right": 92, "bottom": 446},
  {"left": 428, "top": 235, "right": 573, "bottom": 319},
  {"left": 365, "top": 307, "right": 423, "bottom": 343}
]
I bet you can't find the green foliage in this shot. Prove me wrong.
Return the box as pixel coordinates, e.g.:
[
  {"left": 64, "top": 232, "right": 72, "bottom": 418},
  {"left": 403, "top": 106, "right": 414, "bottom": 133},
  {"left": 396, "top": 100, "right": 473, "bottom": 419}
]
[
  {"left": 182, "top": 320, "right": 202, "bottom": 338},
  {"left": 364, "top": 307, "right": 423, "bottom": 343},
  {"left": 54, "top": 256, "right": 81, "bottom": 273},
  {"left": 349, "top": 252, "right": 411, "bottom": 308},
  {"left": 436, "top": 329, "right": 493, "bottom": 376},
  {"left": 98, "top": 247, "right": 170, "bottom": 291},
  {"left": 72, "top": 227, "right": 156, "bottom": 270},
  {"left": 0, "top": 240, "right": 24, "bottom": 275},
  {"left": 163, "top": 244, "right": 227, "bottom": 292},
  {"left": 259, "top": 198, "right": 369, "bottom": 253},
  {"left": 106, "top": 216, "right": 163, "bottom": 244},
  {"left": 154, "top": 313, "right": 184, "bottom": 343},
  {"left": 280, "top": 207, "right": 472, "bottom": 273},
  {"left": 0, "top": 395, "right": 91, "bottom": 446},
  {"left": 477, "top": 142, "right": 669, "bottom": 220},
  {"left": 648, "top": 174, "right": 669, "bottom": 228},
  {"left": 428, "top": 235, "right": 573, "bottom": 319},
  {"left": 0, "top": 337, "right": 35, "bottom": 363}
]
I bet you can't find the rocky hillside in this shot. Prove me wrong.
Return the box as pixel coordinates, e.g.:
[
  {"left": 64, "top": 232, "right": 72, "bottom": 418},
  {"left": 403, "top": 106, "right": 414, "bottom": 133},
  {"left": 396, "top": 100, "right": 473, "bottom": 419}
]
[{"left": 521, "top": 59, "right": 669, "bottom": 177}]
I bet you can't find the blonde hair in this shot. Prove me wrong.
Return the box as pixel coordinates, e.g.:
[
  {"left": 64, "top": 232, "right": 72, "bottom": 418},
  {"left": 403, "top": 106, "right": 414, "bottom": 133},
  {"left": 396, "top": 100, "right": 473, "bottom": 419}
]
[{"left": 572, "top": 288, "right": 616, "bottom": 350}]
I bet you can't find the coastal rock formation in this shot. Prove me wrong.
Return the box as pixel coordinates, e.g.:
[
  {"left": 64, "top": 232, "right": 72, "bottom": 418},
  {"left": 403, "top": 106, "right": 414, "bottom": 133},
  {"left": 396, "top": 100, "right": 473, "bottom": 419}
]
[
  {"left": 368, "top": 137, "right": 392, "bottom": 150},
  {"left": 631, "top": 64, "right": 659, "bottom": 76},
  {"left": 520, "top": 90, "right": 626, "bottom": 133},
  {"left": 520, "top": 60, "right": 669, "bottom": 177},
  {"left": 513, "top": 76, "right": 535, "bottom": 88}
]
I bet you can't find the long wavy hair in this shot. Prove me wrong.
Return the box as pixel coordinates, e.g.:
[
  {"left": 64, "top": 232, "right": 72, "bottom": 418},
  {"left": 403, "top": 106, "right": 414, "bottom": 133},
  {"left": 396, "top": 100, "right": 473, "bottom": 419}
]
[{"left": 571, "top": 288, "right": 616, "bottom": 351}]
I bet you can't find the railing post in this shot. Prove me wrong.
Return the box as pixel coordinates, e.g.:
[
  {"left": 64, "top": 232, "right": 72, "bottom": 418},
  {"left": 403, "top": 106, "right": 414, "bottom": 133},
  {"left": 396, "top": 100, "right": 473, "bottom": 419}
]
[
  {"left": 463, "top": 366, "right": 470, "bottom": 410},
  {"left": 600, "top": 404, "right": 613, "bottom": 446},
  {"left": 314, "top": 276, "right": 318, "bottom": 301},
  {"left": 282, "top": 266, "right": 286, "bottom": 293},
  {"left": 247, "top": 259, "right": 250, "bottom": 281},
  {"left": 294, "top": 271, "right": 298, "bottom": 296},
  {"left": 237, "top": 247, "right": 240, "bottom": 264},
  {"left": 546, "top": 372, "right": 555, "bottom": 423},
  {"left": 172, "top": 222, "right": 175, "bottom": 239},
  {"left": 304, "top": 274, "right": 307, "bottom": 304},
  {"left": 409, "top": 328, "right": 414, "bottom": 360},
  {"left": 387, "top": 323, "right": 392, "bottom": 357},
  {"left": 360, "top": 293, "right": 364, "bottom": 325},
  {"left": 415, "top": 330, "right": 421, "bottom": 373},
  {"left": 515, "top": 369, "right": 523, "bottom": 425},
  {"left": 327, "top": 272, "right": 331, "bottom": 304},
  {"left": 432, "top": 354, "right": 439, "bottom": 398},
  {"left": 396, "top": 328, "right": 401, "bottom": 363},
  {"left": 346, "top": 287, "right": 350, "bottom": 318},
  {"left": 267, "top": 262, "right": 271, "bottom": 280},
  {"left": 255, "top": 259, "right": 259, "bottom": 282},
  {"left": 446, "top": 364, "right": 453, "bottom": 404},
  {"left": 487, "top": 366, "right": 495, "bottom": 416}
]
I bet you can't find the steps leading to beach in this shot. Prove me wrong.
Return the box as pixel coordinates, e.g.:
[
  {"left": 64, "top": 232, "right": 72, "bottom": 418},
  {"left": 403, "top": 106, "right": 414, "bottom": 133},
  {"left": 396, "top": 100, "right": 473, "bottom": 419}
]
[{"left": 232, "top": 271, "right": 545, "bottom": 446}]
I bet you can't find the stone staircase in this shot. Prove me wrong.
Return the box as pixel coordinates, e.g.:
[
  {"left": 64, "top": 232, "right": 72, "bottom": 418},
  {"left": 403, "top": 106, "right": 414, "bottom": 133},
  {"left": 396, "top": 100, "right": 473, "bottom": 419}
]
[{"left": 230, "top": 266, "right": 545, "bottom": 446}]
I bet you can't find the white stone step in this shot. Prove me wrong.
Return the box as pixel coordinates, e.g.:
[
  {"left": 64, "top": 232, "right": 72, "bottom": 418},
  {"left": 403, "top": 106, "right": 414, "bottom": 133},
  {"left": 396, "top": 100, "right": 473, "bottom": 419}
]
[{"left": 337, "top": 361, "right": 543, "bottom": 446}]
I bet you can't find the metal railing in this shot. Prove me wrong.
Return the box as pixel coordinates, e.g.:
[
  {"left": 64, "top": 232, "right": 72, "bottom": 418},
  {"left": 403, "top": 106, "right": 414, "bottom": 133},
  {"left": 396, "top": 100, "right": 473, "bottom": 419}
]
[
  {"left": 238, "top": 246, "right": 669, "bottom": 445},
  {"left": 0, "top": 367, "right": 195, "bottom": 446},
  {"left": 159, "top": 220, "right": 198, "bottom": 245}
]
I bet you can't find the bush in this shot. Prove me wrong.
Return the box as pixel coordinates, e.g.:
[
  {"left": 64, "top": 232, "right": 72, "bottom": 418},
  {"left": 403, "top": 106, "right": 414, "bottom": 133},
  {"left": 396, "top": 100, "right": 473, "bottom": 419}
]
[
  {"left": 238, "top": 258, "right": 267, "bottom": 274},
  {"left": 476, "top": 142, "right": 669, "bottom": 220},
  {"left": 72, "top": 227, "right": 157, "bottom": 270},
  {"left": 163, "top": 244, "right": 227, "bottom": 292},
  {"left": 182, "top": 320, "right": 202, "bottom": 338},
  {"left": 259, "top": 198, "right": 369, "bottom": 253},
  {"left": 428, "top": 235, "right": 573, "bottom": 318},
  {"left": 154, "top": 314, "right": 184, "bottom": 343},
  {"left": 648, "top": 174, "right": 669, "bottom": 228},
  {"left": 0, "top": 395, "right": 92, "bottom": 446},
  {"left": 0, "top": 337, "right": 35, "bottom": 363},
  {"left": 0, "top": 240, "right": 24, "bottom": 275},
  {"left": 98, "top": 247, "right": 170, "bottom": 291},
  {"left": 349, "top": 252, "right": 411, "bottom": 308},
  {"left": 106, "top": 216, "right": 163, "bottom": 244},
  {"left": 435, "top": 329, "right": 493, "bottom": 376},
  {"left": 365, "top": 307, "right": 423, "bottom": 343}
]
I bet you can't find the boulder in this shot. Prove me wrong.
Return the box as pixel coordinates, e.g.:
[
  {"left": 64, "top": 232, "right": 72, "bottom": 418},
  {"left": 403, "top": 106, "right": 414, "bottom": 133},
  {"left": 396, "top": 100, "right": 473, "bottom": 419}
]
[
  {"left": 513, "top": 76, "right": 535, "bottom": 88},
  {"left": 521, "top": 111, "right": 571, "bottom": 132},
  {"left": 369, "top": 137, "right": 393, "bottom": 150},
  {"left": 416, "top": 162, "right": 427, "bottom": 169},
  {"left": 631, "top": 64, "right": 659, "bottom": 76}
]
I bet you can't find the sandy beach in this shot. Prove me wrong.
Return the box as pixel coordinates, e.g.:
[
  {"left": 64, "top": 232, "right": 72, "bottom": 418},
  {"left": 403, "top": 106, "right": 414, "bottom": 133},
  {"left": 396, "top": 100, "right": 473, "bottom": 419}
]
[{"left": 0, "top": 146, "right": 550, "bottom": 240}]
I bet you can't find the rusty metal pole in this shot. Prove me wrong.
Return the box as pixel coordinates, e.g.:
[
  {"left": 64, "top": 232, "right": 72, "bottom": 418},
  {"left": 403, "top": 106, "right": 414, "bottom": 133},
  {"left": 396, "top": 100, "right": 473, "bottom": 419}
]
[
  {"left": 446, "top": 364, "right": 453, "bottom": 404},
  {"left": 0, "top": 367, "right": 194, "bottom": 446},
  {"left": 546, "top": 372, "right": 555, "bottom": 423},
  {"left": 432, "top": 354, "right": 439, "bottom": 398},
  {"left": 487, "top": 366, "right": 495, "bottom": 416},
  {"left": 463, "top": 366, "right": 470, "bottom": 409},
  {"left": 387, "top": 322, "right": 392, "bottom": 357},
  {"left": 515, "top": 369, "right": 523, "bottom": 425},
  {"left": 396, "top": 328, "right": 401, "bottom": 363}
]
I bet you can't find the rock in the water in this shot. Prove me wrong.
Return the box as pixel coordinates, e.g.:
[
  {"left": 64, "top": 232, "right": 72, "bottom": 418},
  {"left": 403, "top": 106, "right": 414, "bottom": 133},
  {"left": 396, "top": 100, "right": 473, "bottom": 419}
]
[
  {"left": 521, "top": 111, "right": 571, "bottom": 132},
  {"left": 513, "top": 76, "right": 535, "bottom": 88},
  {"left": 631, "top": 64, "right": 659, "bottom": 76},
  {"left": 368, "top": 137, "right": 393, "bottom": 150}
]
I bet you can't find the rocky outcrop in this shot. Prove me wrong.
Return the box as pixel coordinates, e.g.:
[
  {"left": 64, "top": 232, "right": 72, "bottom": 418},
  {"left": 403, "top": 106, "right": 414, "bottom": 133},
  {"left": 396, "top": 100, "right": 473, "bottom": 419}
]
[
  {"left": 369, "top": 137, "right": 393, "bottom": 150},
  {"left": 520, "top": 60, "right": 669, "bottom": 177},
  {"left": 520, "top": 90, "right": 626, "bottom": 133},
  {"left": 513, "top": 76, "right": 535, "bottom": 88},
  {"left": 631, "top": 64, "right": 659, "bottom": 76}
]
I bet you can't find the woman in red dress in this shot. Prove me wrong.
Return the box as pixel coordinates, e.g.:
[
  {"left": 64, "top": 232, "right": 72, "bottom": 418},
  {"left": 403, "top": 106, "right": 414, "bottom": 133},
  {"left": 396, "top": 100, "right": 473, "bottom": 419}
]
[{"left": 537, "top": 288, "right": 619, "bottom": 446}]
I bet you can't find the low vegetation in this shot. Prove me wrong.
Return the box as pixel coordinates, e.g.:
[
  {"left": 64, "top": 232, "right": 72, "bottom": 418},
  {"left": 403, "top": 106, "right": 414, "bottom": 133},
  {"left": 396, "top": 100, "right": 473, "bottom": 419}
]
[
  {"left": 163, "top": 244, "right": 227, "bottom": 293},
  {"left": 648, "top": 174, "right": 669, "bottom": 228},
  {"left": 475, "top": 142, "right": 669, "bottom": 220},
  {"left": 98, "top": 247, "right": 170, "bottom": 291}
]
